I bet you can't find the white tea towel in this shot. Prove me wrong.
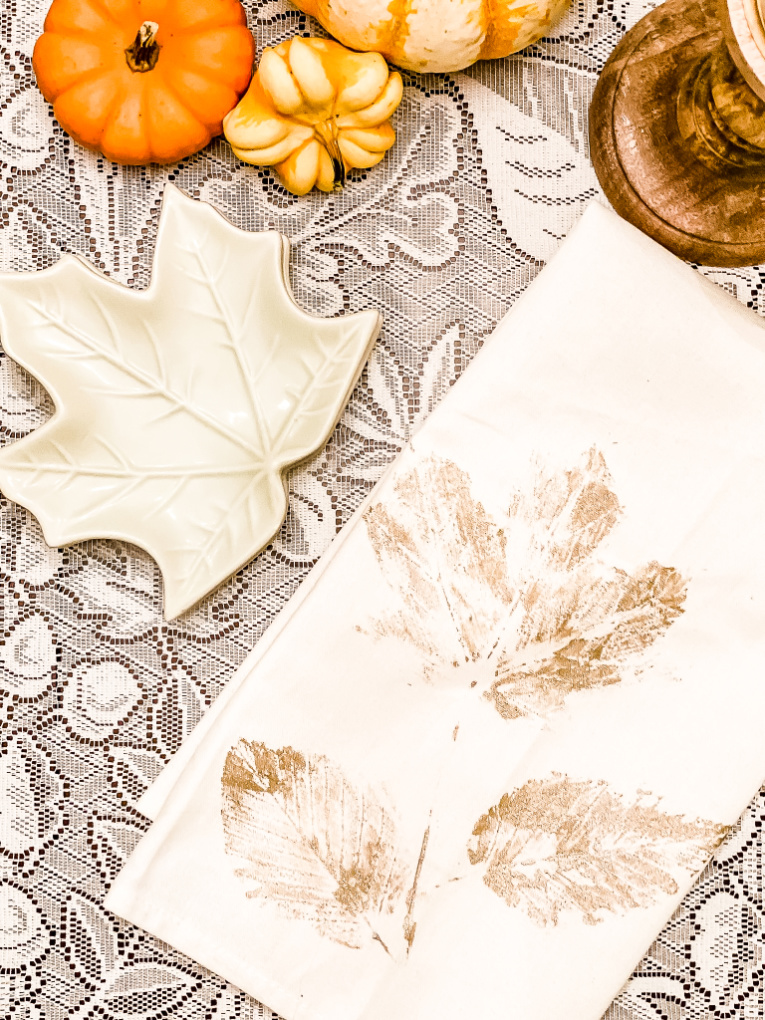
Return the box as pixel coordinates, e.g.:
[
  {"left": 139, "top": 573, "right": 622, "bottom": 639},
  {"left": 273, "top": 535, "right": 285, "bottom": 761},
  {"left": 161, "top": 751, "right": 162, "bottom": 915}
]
[{"left": 106, "top": 203, "right": 765, "bottom": 1020}]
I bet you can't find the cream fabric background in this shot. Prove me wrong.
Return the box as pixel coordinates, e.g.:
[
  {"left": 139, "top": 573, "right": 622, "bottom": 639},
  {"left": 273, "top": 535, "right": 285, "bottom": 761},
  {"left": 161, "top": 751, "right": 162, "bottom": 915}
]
[
  {"left": 1, "top": 2, "right": 763, "bottom": 1018},
  {"left": 105, "top": 204, "right": 765, "bottom": 1020}
]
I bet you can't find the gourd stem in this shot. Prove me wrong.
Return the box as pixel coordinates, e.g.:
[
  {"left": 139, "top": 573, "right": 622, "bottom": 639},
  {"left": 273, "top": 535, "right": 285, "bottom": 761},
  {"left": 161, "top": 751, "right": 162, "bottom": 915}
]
[
  {"left": 315, "top": 121, "right": 346, "bottom": 189},
  {"left": 125, "top": 21, "right": 160, "bottom": 74}
]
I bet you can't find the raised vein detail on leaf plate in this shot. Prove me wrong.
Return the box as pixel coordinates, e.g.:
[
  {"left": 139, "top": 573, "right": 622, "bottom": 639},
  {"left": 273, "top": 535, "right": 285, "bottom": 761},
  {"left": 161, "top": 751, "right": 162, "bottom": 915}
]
[{"left": 0, "top": 185, "right": 380, "bottom": 618}]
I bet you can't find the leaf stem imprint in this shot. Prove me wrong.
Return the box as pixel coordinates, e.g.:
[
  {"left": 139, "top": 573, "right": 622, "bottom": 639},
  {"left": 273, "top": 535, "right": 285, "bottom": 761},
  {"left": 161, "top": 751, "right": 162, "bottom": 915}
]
[{"left": 403, "top": 819, "right": 431, "bottom": 952}]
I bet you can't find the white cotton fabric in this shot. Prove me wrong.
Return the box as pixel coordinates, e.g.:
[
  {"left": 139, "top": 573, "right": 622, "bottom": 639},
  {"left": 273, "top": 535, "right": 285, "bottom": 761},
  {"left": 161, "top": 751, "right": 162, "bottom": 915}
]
[{"left": 105, "top": 203, "right": 765, "bottom": 1020}]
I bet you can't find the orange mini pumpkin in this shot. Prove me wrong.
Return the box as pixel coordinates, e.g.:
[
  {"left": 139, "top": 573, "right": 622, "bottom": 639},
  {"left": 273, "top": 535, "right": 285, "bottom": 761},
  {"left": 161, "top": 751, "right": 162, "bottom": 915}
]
[{"left": 33, "top": 0, "right": 256, "bottom": 165}]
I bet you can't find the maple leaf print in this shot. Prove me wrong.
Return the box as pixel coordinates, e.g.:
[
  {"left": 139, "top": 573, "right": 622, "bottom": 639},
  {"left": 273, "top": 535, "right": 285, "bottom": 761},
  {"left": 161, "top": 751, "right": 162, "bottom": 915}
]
[
  {"left": 488, "top": 560, "right": 687, "bottom": 719},
  {"left": 467, "top": 775, "right": 729, "bottom": 926},
  {"left": 0, "top": 186, "right": 379, "bottom": 618},
  {"left": 363, "top": 456, "right": 513, "bottom": 672},
  {"left": 221, "top": 739, "right": 410, "bottom": 954},
  {"left": 363, "top": 448, "right": 688, "bottom": 717}
]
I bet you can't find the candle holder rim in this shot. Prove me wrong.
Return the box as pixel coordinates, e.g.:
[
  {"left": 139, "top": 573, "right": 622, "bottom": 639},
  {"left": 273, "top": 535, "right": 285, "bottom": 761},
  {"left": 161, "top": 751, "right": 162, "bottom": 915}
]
[{"left": 723, "top": 0, "right": 765, "bottom": 101}]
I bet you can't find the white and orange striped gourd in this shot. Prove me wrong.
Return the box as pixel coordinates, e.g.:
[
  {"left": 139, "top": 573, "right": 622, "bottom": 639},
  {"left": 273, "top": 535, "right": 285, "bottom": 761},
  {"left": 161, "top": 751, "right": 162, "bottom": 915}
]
[{"left": 292, "top": 0, "right": 571, "bottom": 73}]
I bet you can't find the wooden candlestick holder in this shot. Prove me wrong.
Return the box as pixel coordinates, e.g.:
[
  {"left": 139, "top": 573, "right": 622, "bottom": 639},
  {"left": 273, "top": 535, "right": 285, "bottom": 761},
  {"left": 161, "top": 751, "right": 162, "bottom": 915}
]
[{"left": 590, "top": 0, "right": 765, "bottom": 266}]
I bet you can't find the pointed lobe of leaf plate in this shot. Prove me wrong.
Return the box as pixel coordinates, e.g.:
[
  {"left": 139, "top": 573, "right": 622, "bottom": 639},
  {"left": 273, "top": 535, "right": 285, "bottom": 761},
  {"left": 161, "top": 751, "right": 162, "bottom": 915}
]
[{"left": 0, "top": 185, "right": 380, "bottom": 618}]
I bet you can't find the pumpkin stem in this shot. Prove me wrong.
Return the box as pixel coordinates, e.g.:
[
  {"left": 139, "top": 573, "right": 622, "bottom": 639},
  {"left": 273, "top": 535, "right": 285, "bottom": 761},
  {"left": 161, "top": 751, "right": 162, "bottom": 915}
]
[{"left": 125, "top": 21, "right": 160, "bottom": 73}]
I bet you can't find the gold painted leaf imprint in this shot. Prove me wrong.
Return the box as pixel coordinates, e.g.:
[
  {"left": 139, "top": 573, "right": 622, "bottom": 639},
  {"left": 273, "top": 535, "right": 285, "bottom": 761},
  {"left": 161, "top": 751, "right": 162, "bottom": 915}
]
[
  {"left": 221, "top": 739, "right": 407, "bottom": 951},
  {"left": 364, "top": 449, "right": 688, "bottom": 717},
  {"left": 467, "top": 775, "right": 729, "bottom": 926},
  {"left": 488, "top": 559, "right": 687, "bottom": 719},
  {"left": 364, "top": 456, "right": 512, "bottom": 670}
]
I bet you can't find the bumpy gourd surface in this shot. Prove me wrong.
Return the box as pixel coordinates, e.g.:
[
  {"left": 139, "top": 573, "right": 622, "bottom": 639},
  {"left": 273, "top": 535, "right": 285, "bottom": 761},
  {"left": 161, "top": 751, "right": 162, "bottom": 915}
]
[{"left": 224, "top": 37, "right": 403, "bottom": 195}]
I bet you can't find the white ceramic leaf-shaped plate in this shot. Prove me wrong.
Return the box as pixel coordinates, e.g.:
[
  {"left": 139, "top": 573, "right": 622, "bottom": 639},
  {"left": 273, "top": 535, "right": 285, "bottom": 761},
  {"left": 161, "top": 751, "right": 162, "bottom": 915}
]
[{"left": 0, "top": 185, "right": 381, "bottom": 618}]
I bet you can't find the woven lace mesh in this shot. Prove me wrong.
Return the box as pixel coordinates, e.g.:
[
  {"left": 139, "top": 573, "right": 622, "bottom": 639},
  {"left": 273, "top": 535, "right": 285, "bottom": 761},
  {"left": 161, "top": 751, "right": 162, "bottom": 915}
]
[{"left": 0, "top": 1, "right": 762, "bottom": 1017}]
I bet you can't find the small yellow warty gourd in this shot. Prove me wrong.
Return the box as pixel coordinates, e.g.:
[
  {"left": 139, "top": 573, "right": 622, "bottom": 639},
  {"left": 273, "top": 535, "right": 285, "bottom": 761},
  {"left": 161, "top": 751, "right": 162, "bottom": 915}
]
[{"left": 223, "top": 37, "right": 403, "bottom": 195}]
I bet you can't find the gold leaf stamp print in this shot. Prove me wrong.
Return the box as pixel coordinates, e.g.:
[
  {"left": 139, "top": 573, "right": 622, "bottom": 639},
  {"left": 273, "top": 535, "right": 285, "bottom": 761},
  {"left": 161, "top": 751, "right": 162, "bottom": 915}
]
[
  {"left": 363, "top": 448, "right": 688, "bottom": 718},
  {"left": 467, "top": 775, "right": 729, "bottom": 926},
  {"left": 363, "top": 456, "right": 512, "bottom": 670},
  {"left": 221, "top": 739, "right": 408, "bottom": 952}
]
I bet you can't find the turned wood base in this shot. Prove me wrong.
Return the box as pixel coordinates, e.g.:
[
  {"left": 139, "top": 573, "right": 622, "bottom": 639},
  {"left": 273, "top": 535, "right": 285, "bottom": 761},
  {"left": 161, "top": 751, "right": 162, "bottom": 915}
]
[{"left": 590, "top": 0, "right": 765, "bottom": 267}]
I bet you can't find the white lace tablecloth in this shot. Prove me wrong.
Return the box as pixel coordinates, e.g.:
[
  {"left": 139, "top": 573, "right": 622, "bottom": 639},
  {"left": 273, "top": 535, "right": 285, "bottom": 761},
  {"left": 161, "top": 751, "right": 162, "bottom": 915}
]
[{"left": 1, "top": 2, "right": 762, "bottom": 1018}]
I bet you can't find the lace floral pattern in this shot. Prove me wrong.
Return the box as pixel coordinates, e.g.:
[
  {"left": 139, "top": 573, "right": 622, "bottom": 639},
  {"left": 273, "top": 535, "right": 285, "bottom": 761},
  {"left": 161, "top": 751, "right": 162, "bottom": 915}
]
[{"left": 0, "top": 1, "right": 762, "bottom": 1017}]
